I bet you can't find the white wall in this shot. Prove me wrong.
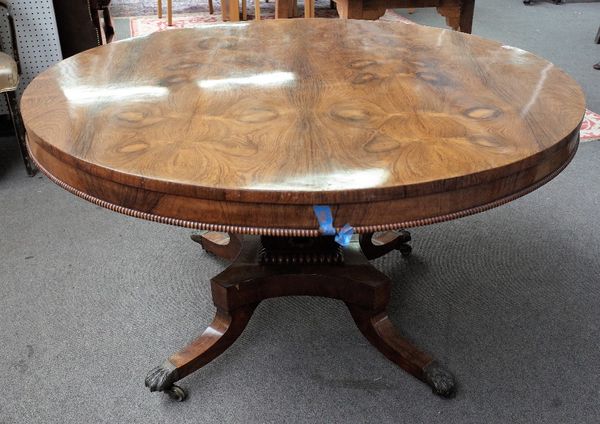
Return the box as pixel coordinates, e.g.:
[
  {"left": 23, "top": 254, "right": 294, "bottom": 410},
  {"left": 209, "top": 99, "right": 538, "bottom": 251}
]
[{"left": 2, "top": 0, "right": 63, "bottom": 113}]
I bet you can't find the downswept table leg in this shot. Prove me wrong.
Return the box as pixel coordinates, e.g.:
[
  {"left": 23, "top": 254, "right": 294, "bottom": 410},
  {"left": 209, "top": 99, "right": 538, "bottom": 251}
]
[
  {"left": 145, "top": 304, "right": 256, "bottom": 400},
  {"left": 191, "top": 232, "right": 243, "bottom": 261},
  {"left": 347, "top": 304, "right": 456, "bottom": 398},
  {"left": 359, "top": 230, "right": 412, "bottom": 260}
]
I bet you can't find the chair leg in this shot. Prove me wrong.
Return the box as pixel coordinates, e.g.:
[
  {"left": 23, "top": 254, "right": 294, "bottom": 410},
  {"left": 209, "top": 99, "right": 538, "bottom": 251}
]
[
  {"left": 90, "top": 7, "right": 102, "bottom": 44},
  {"left": 5, "top": 91, "right": 36, "bottom": 176},
  {"left": 158, "top": 0, "right": 162, "bottom": 18},
  {"left": 167, "top": 0, "right": 173, "bottom": 26},
  {"left": 242, "top": 0, "right": 247, "bottom": 20},
  {"left": 102, "top": 7, "right": 114, "bottom": 43},
  {"left": 209, "top": 0, "right": 214, "bottom": 14},
  {"left": 304, "top": 0, "right": 313, "bottom": 17},
  {"left": 255, "top": 0, "right": 260, "bottom": 19},
  {"left": 228, "top": 0, "right": 240, "bottom": 21}
]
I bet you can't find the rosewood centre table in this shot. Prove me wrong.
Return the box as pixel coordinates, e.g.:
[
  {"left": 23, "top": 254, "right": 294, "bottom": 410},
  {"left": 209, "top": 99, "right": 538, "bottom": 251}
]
[{"left": 21, "top": 19, "right": 585, "bottom": 401}]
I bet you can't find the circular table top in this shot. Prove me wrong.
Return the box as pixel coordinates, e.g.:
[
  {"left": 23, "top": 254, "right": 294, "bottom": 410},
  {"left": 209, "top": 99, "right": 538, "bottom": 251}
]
[{"left": 22, "top": 19, "right": 586, "bottom": 236}]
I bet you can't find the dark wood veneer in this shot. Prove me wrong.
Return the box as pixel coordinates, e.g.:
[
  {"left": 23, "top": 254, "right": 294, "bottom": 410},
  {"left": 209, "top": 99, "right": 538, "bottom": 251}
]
[{"left": 146, "top": 236, "right": 457, "bottom": 398}]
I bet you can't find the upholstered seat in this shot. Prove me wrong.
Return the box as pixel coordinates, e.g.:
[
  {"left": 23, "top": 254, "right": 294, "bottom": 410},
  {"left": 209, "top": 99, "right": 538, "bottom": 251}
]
[{"left": 0, "top": 51, "right": 18, "bottom": 93}]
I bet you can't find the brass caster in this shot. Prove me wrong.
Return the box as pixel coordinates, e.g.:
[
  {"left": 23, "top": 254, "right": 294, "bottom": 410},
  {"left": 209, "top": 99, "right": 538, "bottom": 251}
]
[
  {"left": 423, "top": 361, "right": 456, "bottom": 398},
  {"left": 166, "top": 384, "right": 187, "bottom": 402},
  {"left": 398, "top": 244, "right": 412, "bottom": 257}
]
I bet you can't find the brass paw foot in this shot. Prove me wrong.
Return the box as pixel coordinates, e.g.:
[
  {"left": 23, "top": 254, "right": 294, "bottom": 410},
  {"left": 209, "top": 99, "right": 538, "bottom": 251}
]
[
  {"left": 145, "top": 360, "right": 179, "bottom": 393},
  {"left": 423, "top": 361, "right": 456, "bottom": 398},
  {"left": 360, "top": 230, "right": 412, "bottom": 260},
  {"left": 394, "top": 230, "right": 412, "bottom": 257}
]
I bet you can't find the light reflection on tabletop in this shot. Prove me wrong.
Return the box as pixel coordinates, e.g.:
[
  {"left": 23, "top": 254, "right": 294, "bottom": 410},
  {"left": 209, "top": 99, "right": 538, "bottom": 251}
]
[
  {"left": 198, "top": 71, "right": 296, "bottom": 89},
  {"left": 61, "top": 85, "right": 169, "bottom": 105},
  {"left": 520, "top": 63, "right": 553, "bottom": 118},
  {"left": 248, "top": 168, "right": 390, "bottom": 191}
]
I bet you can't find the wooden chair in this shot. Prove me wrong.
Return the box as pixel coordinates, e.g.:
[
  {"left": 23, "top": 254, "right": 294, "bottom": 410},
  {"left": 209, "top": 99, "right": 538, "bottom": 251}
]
[
  {"left": 304, "top": 0, "right": 315, "bottom": 18},
  {"left": 253, "top": 0, "right": 278, "bottom": 19},
  {"left": 0, "top": 1, "right": 35, "bottom": 175},
  {"left": 255, "top": 0, "right": 261, "bottom": 19},
  {"left": 89, "top": 0, "right": 114, "bottom": 43},
  {"left": 159, "top": 0, "right": 214, "bottom": 26},
  {"left": 250, "top": 0, "right": 314, "bottom": 21},
  {"left": 53, "top": 0, "right": 103, "bottom": 58},
  {"left": 254, "top": 0, "right": 312, "bottom": 19},
  {"left": 220, "top": 0, "right": 251, "bottom": 21}
]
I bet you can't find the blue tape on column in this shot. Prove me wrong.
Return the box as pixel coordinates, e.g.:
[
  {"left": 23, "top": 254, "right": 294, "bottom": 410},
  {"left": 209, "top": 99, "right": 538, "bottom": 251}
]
[
  {"left": 313, "top": 205, "right": 336, "bottom": 235},
  {"left": 334, "top": 223, "right": 354, "bottom": 247},
  {"left": 313, "top": 205, "right": 354, "bottom": 246}
]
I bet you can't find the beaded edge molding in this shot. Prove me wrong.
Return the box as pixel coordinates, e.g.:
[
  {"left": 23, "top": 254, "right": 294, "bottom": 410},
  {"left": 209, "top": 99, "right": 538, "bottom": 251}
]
[{"left": 29, "top": 144, "right": 577, "bottom": 237}]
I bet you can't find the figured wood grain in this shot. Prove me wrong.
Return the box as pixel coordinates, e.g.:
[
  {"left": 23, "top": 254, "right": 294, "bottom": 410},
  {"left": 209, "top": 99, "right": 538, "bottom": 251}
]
[
  {"left": 21, "top": 19, "right": 585, "bottom": 234},
  {"left": 169, "top": 305, "right": 257, "bottom": 378}
]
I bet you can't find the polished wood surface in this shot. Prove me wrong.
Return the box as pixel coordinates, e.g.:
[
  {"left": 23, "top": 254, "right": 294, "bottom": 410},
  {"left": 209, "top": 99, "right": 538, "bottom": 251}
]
[
  {"left": 190, "top": 231, "right": 243, "bottom": 260},
  {"left": 22, "top": 19, "right": 585, "bottom": 234},
  {"left": 360, "top": 230, "right": 412, "bottom": 259}
]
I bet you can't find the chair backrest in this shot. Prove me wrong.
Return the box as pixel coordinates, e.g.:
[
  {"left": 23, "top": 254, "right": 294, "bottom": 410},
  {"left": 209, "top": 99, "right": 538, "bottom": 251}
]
[
  {"left": 52, "top": 0, "right": 100, "bottom": 59},
  {"left": 0, "top": 1, "right": 21, "bottom": 74}
]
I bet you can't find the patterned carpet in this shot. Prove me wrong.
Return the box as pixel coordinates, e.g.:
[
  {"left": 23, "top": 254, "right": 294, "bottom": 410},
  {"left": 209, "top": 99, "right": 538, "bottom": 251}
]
[
  {"left": 111, "top": 0, "right": 215, "bottom": 16},
  {"left": 581, "top": 110, "right": 600, "bottom": 142}
]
